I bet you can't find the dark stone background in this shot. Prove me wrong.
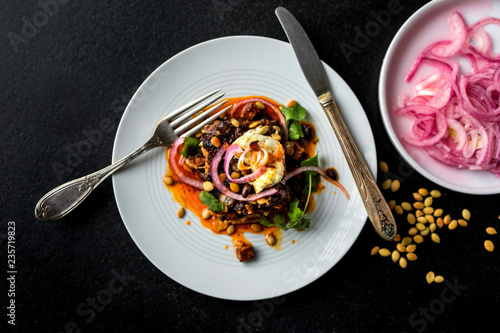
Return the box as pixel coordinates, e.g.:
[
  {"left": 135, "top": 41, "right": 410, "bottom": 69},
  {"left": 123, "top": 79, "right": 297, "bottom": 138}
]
[{"left": 1, "top": 0, "right": 499, "bottom": 332}]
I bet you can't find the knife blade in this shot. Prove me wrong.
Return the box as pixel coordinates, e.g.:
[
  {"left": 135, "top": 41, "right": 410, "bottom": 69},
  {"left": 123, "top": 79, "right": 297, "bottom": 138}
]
[{"left": 275, "top": 6, "right": 397, "bottom": 241}]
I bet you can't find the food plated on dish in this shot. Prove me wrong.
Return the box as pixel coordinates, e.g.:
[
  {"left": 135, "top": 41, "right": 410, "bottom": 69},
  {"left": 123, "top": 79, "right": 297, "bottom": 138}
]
[{"left": 164, "top": 96, "right": 348, "bottom": 261}]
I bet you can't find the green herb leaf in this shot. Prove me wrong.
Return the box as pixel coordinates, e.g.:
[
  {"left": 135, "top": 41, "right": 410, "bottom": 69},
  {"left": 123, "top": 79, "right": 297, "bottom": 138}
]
[
  {"left": 259, "top": 217, "right": 274, "bottom": 227},
  {"left": 199, "top": 191, "right": 223, "bottom": 212},
  {"left": 181, "top": 136, "right": 201, "bottom": 158},
  {"left": 287, "top": 199, "right": 305, "bottom": 225},
  {"left": 289, "top": 121, "right": 304, "bottom": 140},
  {"left": 281, "top": 104, "right": 307, "bottom": 122},
  {"left": 273, "top": 214, "right": 288, "bottom": 231},
  {"left": 300, "top": 154, "right": 319, "bottom": 168}
]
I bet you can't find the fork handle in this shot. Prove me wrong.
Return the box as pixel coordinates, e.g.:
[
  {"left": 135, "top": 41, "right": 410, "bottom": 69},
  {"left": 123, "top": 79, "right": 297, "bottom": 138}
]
[
  {"left": 35, "top": 136, "right": 162, "bottom": 221},
  {"left": 318, "top": 91, "right": 397, "bottom": 240}
]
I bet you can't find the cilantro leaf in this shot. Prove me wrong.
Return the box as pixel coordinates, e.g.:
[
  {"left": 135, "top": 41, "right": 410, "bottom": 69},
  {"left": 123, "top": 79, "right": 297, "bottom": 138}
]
[
  {"left": 259, "top": 217, "right": 274, "bottom": 227},
  {"left": 295, "top": 217, "right": 311, "bottom": 230},
  {"left": 273, "top": 214, "right": 288, "bottom": 231},
  {"left": 199, "top": 191, "right": 223, "bottom": 212},
  {"left": 281, "top": 104, "right": 307, "bottom": 122},
  {"left": 300, "top": 154, "right": 319, "bottom": 168},
  {"left": 181, "top": 136, "right": 201, "bottom": 158},
  {"left": 287, "top": 199, "right": 305, "bottom": 227},
  {"left": 289, "top": 121, "right": 304, "bottom": 140}
]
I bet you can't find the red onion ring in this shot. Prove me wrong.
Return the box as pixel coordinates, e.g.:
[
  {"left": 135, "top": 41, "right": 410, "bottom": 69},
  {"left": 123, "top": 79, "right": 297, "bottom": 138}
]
[
  {"left": 212, "top": 143, "right": 277, "bottom": 201},
  {"left": 281, "top": 166, "right": 349, "bottom": 199},
  {"left": 223, "top": 144, "right": 267, "bottom": 184},
  {"left": 168, "top": 138, "right": 204, "bottom": 190}
]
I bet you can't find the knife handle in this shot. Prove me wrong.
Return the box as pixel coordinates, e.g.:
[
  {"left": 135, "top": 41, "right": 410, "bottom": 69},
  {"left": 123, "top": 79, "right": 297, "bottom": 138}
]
[{"left": 318, "top": 91, "right": 397, "bottom": 240}]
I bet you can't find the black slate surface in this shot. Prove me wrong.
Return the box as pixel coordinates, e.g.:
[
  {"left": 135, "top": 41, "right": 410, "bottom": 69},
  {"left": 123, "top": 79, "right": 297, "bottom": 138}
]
[{"left": 1, "top": 0, "right": 499, "bottom": 332}]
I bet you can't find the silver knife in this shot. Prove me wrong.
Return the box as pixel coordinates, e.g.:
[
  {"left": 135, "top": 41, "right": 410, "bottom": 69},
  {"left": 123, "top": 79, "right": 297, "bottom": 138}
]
[{"left": 275, "top": 7, "right": 397, "bottom": 241}]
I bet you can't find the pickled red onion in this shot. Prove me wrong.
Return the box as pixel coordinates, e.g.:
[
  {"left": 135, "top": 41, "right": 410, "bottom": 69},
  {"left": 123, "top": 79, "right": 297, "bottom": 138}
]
[
  {"left": 168, "top": 138, "right": 204, "bottom": 190},
  {"left": 224, "top": 144, "right": 267, "bottom": 184}
]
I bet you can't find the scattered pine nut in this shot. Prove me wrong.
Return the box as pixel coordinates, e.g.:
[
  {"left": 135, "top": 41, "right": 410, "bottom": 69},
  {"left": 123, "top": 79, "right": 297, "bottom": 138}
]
[
  {"left": 396, "top": 243, "right": 406, "bottom": 252},
  {"left": 420, "top": 228, "right": 430, "bottom": 236},
  {"left": 426, "top": 271, "right": 435, "bottom": 284},
  {"left": 249, "top": 121, "right": 261, "bottom": 128},
  {"left": 379, "top": 161, "right": 389, "bottom": 173},
  {"left": 395, "top": 205, "right": 404, "bottom": 215},
  {"left": 371, "top": 246, "right": 380, "bottom": 255},
  {"left": 402, "top": 202, "right": 412, "bottom": 211},
  {"left": 413, "top": 202, "right": 424, "bottom": 210},
  {"left": 391, "top": 180, "right": 401, "bottom": 192},
  {"left": 458, "top": 219, "right": 468, "bottom": 227},
  {"left": 408, "top": 227, "right": 418, "bottom": 236},
  {"left": 406, "top": 244, "right": 416, "bottom": 253},
  {"left": 416, "top": 223, "right": 426, "bottom": 231},
  {"left": 202, "top": 209, "right": 212, "bottom": 220},
  {"left": 436, "top": 217, "right": 444, "bottom": 229},
  {"left": 430, "top": 189, "right": 441, "bottom": 198},
  {"left": 406, "top": 253, "right": 418, "bottom": 261},
  {"left": 434, "top": 275, "right": 444, "bottom": 283},
  {"left": 164, "top": 176, "right": 174, "bottom": 186},
  {"left": 230, "top": 183, "right": 240, "bottom": 193},
  {"left": 484, "top": 240, "right": 494, "bottom": 252},
  {"left": 392, "top": 250, "right": 400, "bottom": 263},
  {"left": 211, "top": 136, "right": 221, "bottom": 148},
  {"left": 431, "top": 233, "right": 441, "bottom": 243},
  {"left": 415, "top": 210, "right": 424, "bottom": 217},
  {"left": 417, "top": 216, "right": 427, "bottom": 224},
  {"left": 448, "top": 219, "right": 458, "bottom": 230},
  {"left": 382, "top": 179, "right": 392, "bottom": 190},
  {"left": 425, "top": 215, "right": 435, "bottom": 224},
  {"left": 424, "top": 197, "right": 433, "bottom": 207},
  {"left": 429, "top": 223, "right": 437, "bottom": 233},
  {"left": 399, "top": 257, "right": 408, "bottom": 268},
  {"left": 443, "top": 214, "right": 451, "bottom": 225},
  {"left": 413, "top": 235, "right": 424, "bottom": 244},
  {"left": 379, "top": 248, "right": 391, "bottom": 257},
  {"left": 418, "top": 188, "right": 429, "bottom": 196},
  {"left": 177, "top": 207, "right": 186, "bottom": 218},
  {"left": 433, "top": 208, "right": 443, "bottom": 217},
  {"left": 413, "top": 192, "right": 423, "bottom": 201},
  {"left": 462, "top": 209, "right": 471, "bottom": 221},
  {"left": 423, "top": 207, "right": 434, "bottom": 215},
  {"left": 203, "top": 181, "right": 214, "bottom": 192},
  {"left": 486, "top": 227, "right": 497, "bottom": 235},
  {"left": 407, "top": 213, "right": 416, "bottom": 224},
  {"left": 388, "top": 200, "right": 396, "bottom": 209},
  {"left": 231, "top": 118, "right": 240, "bottom": 127},
  {"left": 402, "top": 237, "right": 412, "bottom": 246}
]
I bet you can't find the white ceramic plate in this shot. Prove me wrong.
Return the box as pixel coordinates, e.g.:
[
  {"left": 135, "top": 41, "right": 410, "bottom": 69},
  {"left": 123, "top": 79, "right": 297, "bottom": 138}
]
[
  {"left": 112, "top": 36, "right": 376, "bottom": 300},
  {"left": 379, "top": 0, "right": 500, "bottom": 194}
]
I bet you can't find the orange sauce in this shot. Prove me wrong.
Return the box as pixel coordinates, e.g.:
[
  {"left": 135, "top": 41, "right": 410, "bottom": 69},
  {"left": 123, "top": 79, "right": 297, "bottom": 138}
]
[{"left": 163, "top": 96, "right": 323, "bottom": 256}]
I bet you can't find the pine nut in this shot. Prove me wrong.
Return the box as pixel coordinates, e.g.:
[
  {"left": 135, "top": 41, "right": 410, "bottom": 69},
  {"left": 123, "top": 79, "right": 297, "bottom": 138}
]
[
  {"left": 423, "top": 207, "right": 434, "bottom": 215},
  {"left": 230, "top": 183, "right": 240, "bottom": 193},
  {"left": 448, "top": 219, "right": 458, "bottom": 230},
  {"left": 415, "top": 210, "right": 424, "bottom": 217},
  {"left": 257, "top": 198, "right": 266, "bottom": 205},
  {"left": 395, "top": 205, "right": 403, "bottom": 215},
  {"left": 406, "top": 253, "right": 417, "bottom": 261},
  {"left": 402, "top": 237, "right": 412, "bottom": 246},
  {"left": 407, "top": 213, "right": 416, "bottom": 224},
  {"left": 371, "top": 246, "right": 380, "bottom": 255},
  {"left": 420, "top": 228, "right": 430, "bottom": 236},
  {"left": 203, "top": 181, "right": 214, "bottom": 192},
  {"left": 418, "top": 188, "right": 428, "bottom": 196},
  {"left": 436, "top": 217, "right": 444, "bottom": 229},
  {"left": 486, "top": 227, "right": 497, "bottom": 235},
  {"left": 391, "top": 179, "right": 401, "bottom": 192},
  {"left": 255, "top": 101, "right": 265, "bottom": 109},
  {"left": 413, "top": 202, "right": 424, "bottom": 210},
  {"left": 484, "top": 240, "right": 494, "bottom": 252},
  {"left": 458, "top": 219, "right": 468, "bottom": 227},
  {"left": 408, "top": 227, "right": 418, "bottom": 236},
  {"left": 266, "top": 234, "right": 276, "bottom": 246},
  {"left": 249, "top": 121, "right": 261, "bottom": 128},
  {"left": 260, "top": 125, "right": 269, "bottom": 134},
  {"left": 406, "top": 244, "right": 416, "bottom": 253},
  {"left": 286, "top": 100, "right": 297, "bottom": 108},
  {"left": 462, "top": 209, "right": 471, "bottom": 221},
  {"left": 392, "top": 250, "right": 400, "bottom": 263},
  {"left": 388, "top": 200, "right": 396, "bottom": 209},
  {"left": 219, "top": 173, "right": 227, "bottom": 183},
  {"left": 251, "top": 224, "right": 262, "bottom": 232},
  {"left": 379, "top": 161, "right": 389, "bottom": 173},
  {"left": 443, "top": 214, "right": 451, "bottom": 225},
  {"left": 426, "top": 271, "right": 435, "bottom": 284},
  {"left": 231, "top": 118, "right": 240, "bottom": 127},
  {"left": 177, "top": 207, "right": 185, "bottom": 218},
  {"left": 413, "top": 192, "right": 423, "bottom": 201},
  {"left": 211, "top": 136, "right": 221, "bottom": 148},
  {"left": 431, "top": 233, "right": 441, "bottom": 243},
  {"left": 434, "top": 275, "right": 444, "bottom": 283},
  {"left": 425, "top": 215, "right": 435, "bottom": 224},
  {"left": 416, "top": 223, "right": 426, "bottom": 231},
  {"left": 401, "top": 202, "right": 412, "bottom": 211},
  {"left": 429, "top": 223, "right": 437, "bottom": 233},
  {"left": 230, "top": 171, "right": 240, "bottom": 179},
  {"left": 430, "top": 189, "right": 441, "bottom": 198},
  {"left": 202, "top": 209, "right": 211, "bottom": 219},
  {"left": 396, "top": 243, "right": 406, "bottom": 252},
  {"left": 424, "top": 197, "right": 433, "bottom": 207},
  {"left": 164, "top": 176, "right": 174, "bottom": 185},
  {"left": 379, "top": 248, "right": 391, "bottom": 257},
  {"left": 433, "top": 208, "right": 443, "bottom": 217},
  {"left": 382, "top": 179, "right": 392, "bottom": 190},
  {"left": 417, "top": 216, "right": 427, "bottom": 224},
  {"left": 414, "top": 235, "right": 424, "bottom": 244},
  {"left": 399, "top": 257, "right": 408, "bottom": 268},
  {"left": 271, "top": 133, "right": 282, "bottom": 141},
  {"left": 226, "top": 225, "right": 236, "bottom": 235}
]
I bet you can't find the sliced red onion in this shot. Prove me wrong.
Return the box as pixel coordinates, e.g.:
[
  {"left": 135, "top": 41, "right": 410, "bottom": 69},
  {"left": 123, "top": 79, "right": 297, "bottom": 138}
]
[
  {"left": 431, "top": 11, "right": 467, "bottom": 58},
  {"left": 223, "top": 144, "right": 267, "bottom": 184},
  {"left": 281, "top": 166, "right": 349, "bottom": 199},
  {"left": 229, "top": 98, "right": 288, "bottom": 142},
  {"left": 212, "top": 143, "right": 277, "bottom": 201},
  {"left": 168, "top": 138, "right": 204, "bottom": 190}
]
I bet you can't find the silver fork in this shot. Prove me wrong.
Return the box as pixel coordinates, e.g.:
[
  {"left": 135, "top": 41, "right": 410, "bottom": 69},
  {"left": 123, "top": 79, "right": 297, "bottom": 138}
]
[{"left": 35, "top": 89, "right": 229, "bottom": 222}]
